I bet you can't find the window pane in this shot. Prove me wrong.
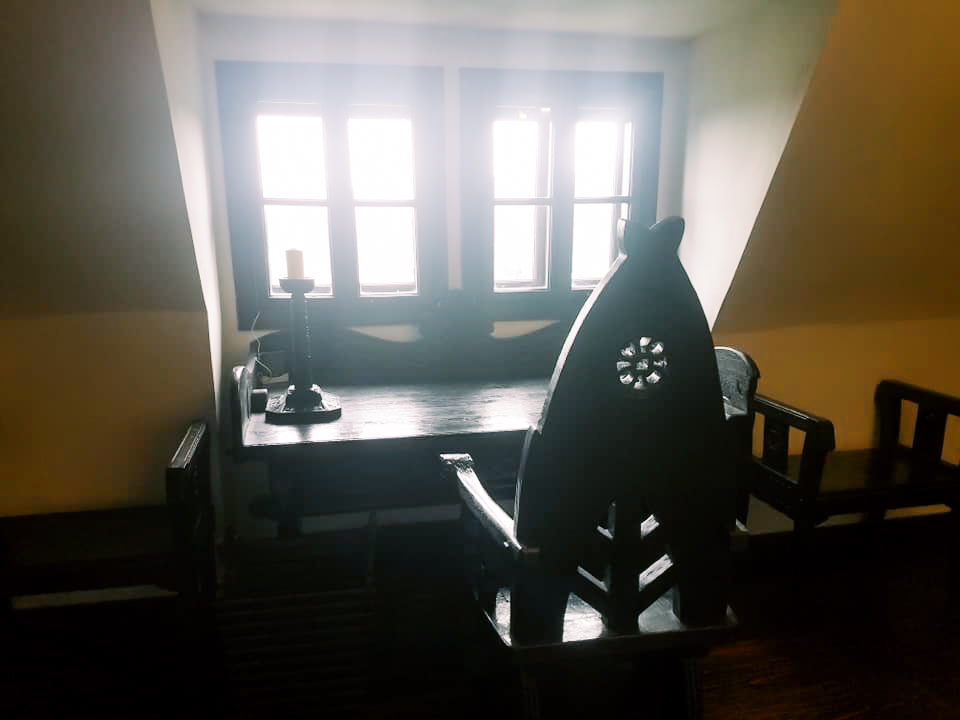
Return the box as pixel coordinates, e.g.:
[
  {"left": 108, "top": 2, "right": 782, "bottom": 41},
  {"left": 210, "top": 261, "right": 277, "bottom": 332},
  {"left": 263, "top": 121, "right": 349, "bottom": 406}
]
[
  {"left": 571, "top": 203, "right": 617, "bottom": 287},
  {"left": 574, "top": 121, "right": 619, "bottom": 198},
  {"left": 621, "top": 122, "right": 634, "bottom": 196},
  {"left": 494, "top": 205, "right": 548, "bottom": 290},
  {"left": 263, "top": 205, "right": 332, "bottom": 295},
  {"left": 256, "top": 115, "right": 326, "bottom": 200},
  {"left": 348, "top": 118, "right": 415, "bottom": 201},
  {"left": 493, "top": 118, "right": 543, "bottom": 199},
  {"left": 355, "top": 207, "right": 418, "bottom": 293}
]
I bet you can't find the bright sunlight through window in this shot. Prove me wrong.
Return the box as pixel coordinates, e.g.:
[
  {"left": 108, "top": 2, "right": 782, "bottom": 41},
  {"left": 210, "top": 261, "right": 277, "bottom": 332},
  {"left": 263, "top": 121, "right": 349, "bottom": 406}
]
[
  {"left": 491, "top": 112, "right": 633, "bottom": 293},
  {"left": 493, "top": 112, "right": 550, "bottom": 290},
  {"left": 348, "top": 118, "right": 418, "bottom": 294},
  {"left": 571, "top": 120, "right": 633, "bottom": 288},
  {"left": 256, "top": 114, "right": 333, "bottom": 295},
  {"left": 255, "top": 114, "right": 420, "bottom": 298}
]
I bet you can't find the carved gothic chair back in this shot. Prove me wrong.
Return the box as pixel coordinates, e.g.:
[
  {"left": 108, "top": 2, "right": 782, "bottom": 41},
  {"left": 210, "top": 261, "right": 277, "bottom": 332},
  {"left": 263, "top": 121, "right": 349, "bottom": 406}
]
[{"left": 443, "top": 217, "right": 738, "bottom": 647}]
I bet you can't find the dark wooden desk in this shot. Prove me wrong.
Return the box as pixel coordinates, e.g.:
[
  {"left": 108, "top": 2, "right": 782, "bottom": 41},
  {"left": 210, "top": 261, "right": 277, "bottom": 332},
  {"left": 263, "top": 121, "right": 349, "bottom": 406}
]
[
  {"left": 232, "top": 368, "right": 550, "bottom": 533},
  {"left": 241, "top": 379, "right": 549, "bottom": 456},
  {"left": 232, "top": 366, "right": 753, "bottom": 533}
]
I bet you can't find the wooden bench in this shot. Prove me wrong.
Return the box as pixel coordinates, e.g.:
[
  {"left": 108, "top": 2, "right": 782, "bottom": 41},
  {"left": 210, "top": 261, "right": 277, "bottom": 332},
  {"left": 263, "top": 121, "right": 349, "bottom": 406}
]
[
  {"left": 749, "top": 381, "right": 960, "bottom": 542},
  {"left": 0, "top": 422, "right": 216, "bottom": 613}
]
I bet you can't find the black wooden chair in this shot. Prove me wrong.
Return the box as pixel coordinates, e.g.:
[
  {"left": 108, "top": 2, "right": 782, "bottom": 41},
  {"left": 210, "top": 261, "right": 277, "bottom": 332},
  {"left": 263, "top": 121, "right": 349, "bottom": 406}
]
[
  {"left": 748, "top": 395, "right": 836, "bottom": 541},
  {"left": 441, "top": 218, "right": 748, "bottom": 717},
  {"left": 715, "top": 347, "right": 761, "bottom": 525},
  {"left": 750, "top": 381, "right": 960, "bottom": 544},
  {"left": 0, "top": 421, "right": 216, "bottom": 616}
]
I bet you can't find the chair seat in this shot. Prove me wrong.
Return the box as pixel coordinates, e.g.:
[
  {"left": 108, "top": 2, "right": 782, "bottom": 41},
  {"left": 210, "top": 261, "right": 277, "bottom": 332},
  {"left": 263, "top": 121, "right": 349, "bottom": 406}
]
[
  {"left": 782, "top": 450, "right": 960, "bottom": 517},
  {"left": 485, "top": 587, "right": 736, "bottom": 660},
  {"left": 0, "top": 507, "right": 176, "bottom": 596},
  {"left": 0, "top": 507, "right": 173, "bottom": 565}
]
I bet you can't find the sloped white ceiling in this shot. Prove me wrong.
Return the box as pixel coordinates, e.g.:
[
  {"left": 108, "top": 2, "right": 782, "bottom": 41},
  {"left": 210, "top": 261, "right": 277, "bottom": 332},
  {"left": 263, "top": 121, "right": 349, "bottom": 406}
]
[
  {"left": 716, "top": 0, "right": 960, "bottom": 333},
  {"left": 0, "top": 0, "right": 203, "bottom": 317},
  {"left": 679, "top": 0, "right": 835, "bottom": 327}
]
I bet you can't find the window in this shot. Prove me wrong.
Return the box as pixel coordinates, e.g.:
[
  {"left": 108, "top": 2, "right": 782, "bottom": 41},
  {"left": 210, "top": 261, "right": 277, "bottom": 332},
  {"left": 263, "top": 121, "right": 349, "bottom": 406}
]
[
  {"left": 217, "top": 64, "right": 661, "bottom": 329},
  {"left": 217, "top": 63, "right": 445, "bottom": 329},
  {"left": 460, "top": 70, "right": 663, "bottom": 320}
]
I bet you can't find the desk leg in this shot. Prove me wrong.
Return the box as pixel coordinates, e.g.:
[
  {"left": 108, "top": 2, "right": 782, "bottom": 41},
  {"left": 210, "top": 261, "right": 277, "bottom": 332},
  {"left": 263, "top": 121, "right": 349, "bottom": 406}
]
[{"left": 269, "top": 457, "right": 305, "bottom": 539}]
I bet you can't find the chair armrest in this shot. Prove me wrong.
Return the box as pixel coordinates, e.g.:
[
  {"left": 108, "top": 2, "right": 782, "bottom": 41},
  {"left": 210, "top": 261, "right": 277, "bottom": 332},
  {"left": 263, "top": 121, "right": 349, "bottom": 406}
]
[
  {"left": 441, "top": 453, "right": 531, "bottom": 560},
  {"left": 755, "top": 395, "right": 837, "bottom": 441},
  {"left": 166, "top": 421, "right": 216, "bottom": 603},
  {"left": 754, "top": 395, "right": 836, "bottom": 505}
]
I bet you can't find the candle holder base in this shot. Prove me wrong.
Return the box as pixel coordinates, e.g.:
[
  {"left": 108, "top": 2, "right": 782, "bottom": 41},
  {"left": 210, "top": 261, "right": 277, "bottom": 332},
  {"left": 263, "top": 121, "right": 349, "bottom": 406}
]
[{"left": 265, "top": 384, "right": 342, "bottom": 424}]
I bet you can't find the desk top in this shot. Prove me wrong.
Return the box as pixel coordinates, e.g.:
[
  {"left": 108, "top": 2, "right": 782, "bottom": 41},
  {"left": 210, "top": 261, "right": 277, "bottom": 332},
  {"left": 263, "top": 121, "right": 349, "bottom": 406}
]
[{"left": 241, "top": 378, "right": 549, "bottom": 453}]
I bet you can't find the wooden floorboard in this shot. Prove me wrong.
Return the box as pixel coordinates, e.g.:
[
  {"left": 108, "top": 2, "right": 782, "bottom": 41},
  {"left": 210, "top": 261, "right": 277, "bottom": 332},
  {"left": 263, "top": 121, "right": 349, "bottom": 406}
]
[
  {"left": 705, "top": 519, "right": 960, "bottom": 720},
  {"left": 3, "top": 515, "right": 959, "bottom": 718}
]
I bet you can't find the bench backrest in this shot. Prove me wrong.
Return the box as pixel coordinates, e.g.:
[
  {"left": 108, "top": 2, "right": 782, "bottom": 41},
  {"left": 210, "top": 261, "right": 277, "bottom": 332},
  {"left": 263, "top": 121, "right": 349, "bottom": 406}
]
[{"left": 875, "top": 380, "right": 960, "bottom": 470}]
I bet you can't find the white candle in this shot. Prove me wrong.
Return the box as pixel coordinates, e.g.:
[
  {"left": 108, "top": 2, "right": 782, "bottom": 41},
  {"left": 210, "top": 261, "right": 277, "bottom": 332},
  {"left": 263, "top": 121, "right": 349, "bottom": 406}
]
[{"left": 285, "top": 248, "right": 305, "bottom": 279}]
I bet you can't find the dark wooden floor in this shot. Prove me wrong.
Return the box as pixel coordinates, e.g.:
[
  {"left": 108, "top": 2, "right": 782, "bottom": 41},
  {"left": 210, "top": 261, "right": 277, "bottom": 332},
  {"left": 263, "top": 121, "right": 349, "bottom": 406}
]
[
  {"left": 3, "top": 515, "right": 959, "bottom": 719},
  {"left": 705, "top": 519, "right": 960, "bottom": 720}
]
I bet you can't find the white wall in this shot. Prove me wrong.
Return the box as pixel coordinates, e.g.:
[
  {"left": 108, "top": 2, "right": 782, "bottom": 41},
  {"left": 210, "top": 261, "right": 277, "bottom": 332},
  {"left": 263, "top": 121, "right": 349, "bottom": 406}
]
[
  {"left": 151, "top": 0, "right": 226, "bottom": 523},
  {"left": 152, "top": 0, "right": 224, "bottom": 416},
  {"left": 680, "top": 0, "right": 834, "bottom": 326},
  {"left": 197, "top": 15, "right": 692, "bottom": 366}
]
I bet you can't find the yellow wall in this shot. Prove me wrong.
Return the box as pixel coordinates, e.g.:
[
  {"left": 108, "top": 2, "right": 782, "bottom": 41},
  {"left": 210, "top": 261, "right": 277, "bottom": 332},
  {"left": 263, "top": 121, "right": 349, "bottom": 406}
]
[
  {"left": 719, "top": 0, "right": 960, "bottom": 331},
  {"left": 0, "top": 312, "right": 213, "bottom": 516},
  {"left": 715, "top": 316, "right": 960, "bottom": 452},
  {"left": 712, "top": 0, "right": 960, "bottom": 462},
  {"left": 715, "top": 315, "right": 960, "bottom": 532},
  {"left": 0, "top": 1, "right": 215, "bottom": 516}
]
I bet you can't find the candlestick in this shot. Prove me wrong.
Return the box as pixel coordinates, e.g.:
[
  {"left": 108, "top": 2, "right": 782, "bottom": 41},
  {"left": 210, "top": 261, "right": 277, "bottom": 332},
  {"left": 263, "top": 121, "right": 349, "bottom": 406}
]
[
  {"left": 265, "top": 275, "right": 341, "bottom": 424},
  {"left": 285, "top": 248, "right": 305, "bottom": 279}
]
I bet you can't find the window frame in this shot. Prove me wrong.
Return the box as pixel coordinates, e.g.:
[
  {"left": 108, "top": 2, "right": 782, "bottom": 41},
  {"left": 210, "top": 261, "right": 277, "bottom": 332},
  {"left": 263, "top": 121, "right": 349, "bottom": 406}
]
[
  {"left": 216, "top": 62, "right": 447, "bottom": 330},
  {"left": 460, "top": 69, "right": 663, "bottom": 321}
]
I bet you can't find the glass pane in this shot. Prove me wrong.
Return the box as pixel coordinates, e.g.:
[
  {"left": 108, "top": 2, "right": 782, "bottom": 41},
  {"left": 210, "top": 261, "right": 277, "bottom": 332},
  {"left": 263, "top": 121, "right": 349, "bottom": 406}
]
[
  {"left": 256, "top": 115, "right": 326, "bottom": 200},
  {"left": 263, "top": 205, "right": 332, "bottom": 294},
  {"left": 494, "top": 205, "right": 548, "bottom": 290},
  {"left": 574, "top": 121, "right": 619, "bottom": 198},
  {"left": 348, "top": 118, "right": 415, "bottom": 201},
  {"left": 355, "top": 207, "right": 418, "bottom": 293},
  {"left": 571, "top": 203, "right": 617, "bottom": 287},
  {"left": 493, "top": 119, "right": 541, "bottom": 199}
]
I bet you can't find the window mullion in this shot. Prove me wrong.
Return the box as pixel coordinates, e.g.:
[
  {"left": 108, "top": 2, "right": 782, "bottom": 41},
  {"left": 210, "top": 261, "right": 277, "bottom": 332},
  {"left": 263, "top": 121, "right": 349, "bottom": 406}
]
[
  {"left": 550, "top": 104, "right": 576, "bottom": 294},
  {"left": 462, "top": 98, "right": 495, "bottom": 299},
  {"left": 533, "top": 114, "right": 552, "bottom": 289},
  {"left": 324, "top": 104, "right": 360, "bottom": 304}
]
